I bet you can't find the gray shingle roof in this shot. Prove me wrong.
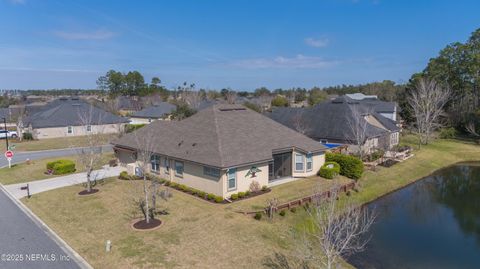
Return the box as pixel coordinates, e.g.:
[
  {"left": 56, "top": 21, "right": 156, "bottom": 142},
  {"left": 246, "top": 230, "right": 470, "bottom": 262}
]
[
  {"left": 131, "top": 103, "right": 176, "bottom": 119},
  {"left": 24, "top": 98, "right": 128, "bottom": 128},
  {"left": 268, "top": 97, "right": 399, "bottom": 144},
  {"left": 112, "top": 104, "right": 326, "bottom": 168}
]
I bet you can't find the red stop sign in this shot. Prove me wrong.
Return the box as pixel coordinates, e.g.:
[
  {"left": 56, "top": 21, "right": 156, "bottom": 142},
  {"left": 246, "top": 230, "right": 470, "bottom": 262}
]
[{"left": 5, "top": 150, "right": 13, "bottom": 159}]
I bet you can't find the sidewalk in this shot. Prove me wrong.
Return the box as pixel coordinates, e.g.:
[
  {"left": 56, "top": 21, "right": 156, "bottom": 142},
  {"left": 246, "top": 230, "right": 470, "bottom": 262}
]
[{"left": 4, "top": 165, "right": 125, "bottom": 199}]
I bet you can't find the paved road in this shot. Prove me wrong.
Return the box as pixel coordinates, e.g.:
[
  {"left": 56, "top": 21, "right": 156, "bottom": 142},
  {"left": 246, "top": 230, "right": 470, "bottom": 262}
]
[
  {"left": 0, "top": 145, "right": 112, "bottom": 168},
  {"left": 5, "top": 165, "right": 125, "bottom": 198},
  {"left": 0, "top": 186, "right": 85, "bottom": 269}
]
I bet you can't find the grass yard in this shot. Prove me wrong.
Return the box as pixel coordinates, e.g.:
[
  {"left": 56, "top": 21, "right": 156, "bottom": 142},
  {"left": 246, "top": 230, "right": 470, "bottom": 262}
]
[
  {"left": 0, "top": 153, "right": 114, "bottom": 185},
  {"left": 20, "top": 136, "right": 480, "bottom": 268},
  {"left": 10, "top": 134, "right": 116, "bottom": 152}
]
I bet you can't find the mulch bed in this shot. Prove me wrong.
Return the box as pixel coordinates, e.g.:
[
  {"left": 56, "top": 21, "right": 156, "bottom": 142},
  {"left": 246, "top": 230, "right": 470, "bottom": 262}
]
[
  {"left": 77, "top": 189, "right": 99, "bottom": 196},
  {"left": 131, "top": 218, "right": 162, "bottom": 231}
]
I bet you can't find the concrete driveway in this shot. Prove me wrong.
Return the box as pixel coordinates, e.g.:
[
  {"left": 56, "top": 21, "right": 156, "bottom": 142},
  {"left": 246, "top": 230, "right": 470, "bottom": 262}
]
[
  {"left": 0, "top": 186, "right": 89, "bottom": 269},
  {"left": 0, "top": 145, "right": 112, "bottom": 168}
]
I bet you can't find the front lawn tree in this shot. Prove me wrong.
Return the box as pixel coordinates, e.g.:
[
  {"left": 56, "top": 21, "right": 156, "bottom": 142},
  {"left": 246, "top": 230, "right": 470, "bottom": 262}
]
[
  {"left": 76, "top": 105, "right": 108, "bottom": 194},
  {"left": 347, "top": 105, "right": 371, "bottom": 159},
  {"left": 296, "top": 189, "right": 375, "bottom": 269},
  {"left": 408, "top": 78, "right": 451, "bottom": 145}
]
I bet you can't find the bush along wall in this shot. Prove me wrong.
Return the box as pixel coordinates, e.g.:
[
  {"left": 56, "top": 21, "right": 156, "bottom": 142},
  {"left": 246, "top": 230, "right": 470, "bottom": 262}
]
[
  {"left": 318, "top": 161, "right": 340, "bottom": 179},
  {"left": 46, "top": 159, "right": 76, "bottom": 175},
  {"left": 325, "top": 152, "right": 364, "bottom": 180}
]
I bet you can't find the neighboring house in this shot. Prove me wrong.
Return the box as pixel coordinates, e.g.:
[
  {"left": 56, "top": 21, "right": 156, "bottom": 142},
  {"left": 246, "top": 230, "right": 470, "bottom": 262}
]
[
  {"left": 0, "top": 108, "right": 16, "bottom": 127},
  {"left": 117, "top": 96, "right": 143, "bottom": 115},
  {"left": 112, "top": 104, "right": 327, "bottom": 198},
  {"left": 129, "top": 102, "right": 177, "bottom": 124},
  {"left": 23, "top": 97, "right": 128, "bottom": 139},
  {"left": 268, "top": 96, "right": 400, "bottom": 155},
  {"left": 345, "top": 93, "right": 399, "bottom": 121}
]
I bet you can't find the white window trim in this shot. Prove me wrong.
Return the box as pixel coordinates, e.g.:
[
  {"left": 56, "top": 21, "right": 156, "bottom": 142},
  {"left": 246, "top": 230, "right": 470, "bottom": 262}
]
[
  {"left": 86, "top": 125, "right": 92, "bottom": 132},
  {"left": 175, "top": 160, "right": 184, "bottom": 178},
  {"left": 150, "top": 155, "right": 160, "bottom": 173},
  {"left": 306, "top": 154, "right": 313, "bottom": 172},
  {"left": 164, "top": 157, "right": 170, "bottom": 174},
  {"left": 294, "top": 153, "right": 305, "bottom": 172},
  {"left": 67, "top": 126, "right": 73, "bottom": 135},
  {"left": 227, "top": 168, "right": 237, "bottom": 191}
]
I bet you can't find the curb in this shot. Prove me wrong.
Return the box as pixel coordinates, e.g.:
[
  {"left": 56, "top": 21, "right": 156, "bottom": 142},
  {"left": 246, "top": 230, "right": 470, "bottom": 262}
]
[
  {"left": 15, "top": 145, "right": 112, "bottom": 154},
  {"left": 0, "top": 184, "right": 93, "bottom": 269}
]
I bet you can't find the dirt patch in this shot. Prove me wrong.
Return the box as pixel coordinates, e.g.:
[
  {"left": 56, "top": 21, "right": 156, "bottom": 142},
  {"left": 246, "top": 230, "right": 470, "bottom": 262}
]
[
  {"left": 131, "top": 218, "right": 162, "bottom": 231},
  {"left": 78, "top": 189, "right": 99, "bottom": 196}
]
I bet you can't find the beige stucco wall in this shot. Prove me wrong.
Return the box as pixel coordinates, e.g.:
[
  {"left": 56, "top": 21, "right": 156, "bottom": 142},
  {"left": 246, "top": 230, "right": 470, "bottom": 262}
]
[
  {"left": 291, "top": 150, "right": 325, "bottom": 177},
  {"left": 223, "top": 162, "right": 269, "bottom": 198},
  {"left": 128, "top": 117, "right": 154, "bottom": 125},
  {"left": 31, "top": 123, "right": 125, "bottom": 139}
]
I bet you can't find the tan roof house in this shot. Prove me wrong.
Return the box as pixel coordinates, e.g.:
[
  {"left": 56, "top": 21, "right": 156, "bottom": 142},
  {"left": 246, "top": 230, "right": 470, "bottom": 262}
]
[{"left": 112, "top": 104, "right": 327, "bottom": 198}]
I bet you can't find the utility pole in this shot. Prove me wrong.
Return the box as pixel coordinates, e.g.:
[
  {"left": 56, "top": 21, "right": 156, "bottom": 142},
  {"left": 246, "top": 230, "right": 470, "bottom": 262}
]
[{"left": 2, "top": 117, "right": 8, "bottom": 150}]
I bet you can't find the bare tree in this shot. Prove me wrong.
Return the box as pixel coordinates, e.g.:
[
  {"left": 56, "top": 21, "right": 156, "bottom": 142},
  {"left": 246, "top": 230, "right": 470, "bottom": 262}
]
[
  {"left": 408, "top": 78, "right": 451, "bottom": 145},
  {"left": 291, "top": 110, "right": 309, "bottom": 135},
  {"left": 465, "top": 122, "right": 480, "bottom": 137},
  {"left": 75, "top": 105, "right": 109, "bottom": 193},
  {"left": 225, "top": 90, "right": 237, "bottom": 104},
  {"left": 132, "top": 127, "right": 159, "bottom": 224},
  {"left": 104, "top": 96, "right": 120, "bottom": 115},
  {"left": 184, "top": 90, "right": 203, "bottom": 110},
  {"left": 346, "top": 105, "right": 370, "bottom": 159},
  {"left": 295, "top": 190, "right": 376, "bottom": 269},
  {"left": 15, "top": 105, "right": 25, "bottom": 142}
]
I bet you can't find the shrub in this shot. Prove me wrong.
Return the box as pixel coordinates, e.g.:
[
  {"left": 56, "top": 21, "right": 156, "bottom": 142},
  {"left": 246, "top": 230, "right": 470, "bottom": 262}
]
[
  {"left": 189, "top": 188, "right": 197, "bottom": 195},
  {"left": 231, "top": 194, "right": 239, "bottom": 200},
  {"left": 271, "top": 96, "right": 289, "bottom": 107},
  {"left": 197, "top": 191, "right": 206, "bottom": 199},
  {"left": 238, "top": 192, "right": 246, "bottom": 199},
  {"left": 290, "top": 207, "right": 297, "bottom": 213},
  {"left": 46, "top": 159, "right": 76, "bottom": 175},
  {"left": 245, "top": 190, "right": 251, "bottom": 197},
  {"left": 23, "top": 132, "right": 33, "bottom": 140},
  {"left": 279, "top": 210, "right": 286, "bottom": 217},
  {"left": 249, "top": 180, "right": 261, "bottom": 192},
  {"left": 125, "top": 124, "right": 146, "bottom": 133},
  {"left": 318, "top": 162, "right": 340, "bottom": 179},
  {"left": 325, "top": 152, "right": 364, "bottom": 180},
  {"left": 164, "top": 181, "right": 171, "bottom": 186},
  {"left": 170, "top": 182, "right": 178, "bottom": 188},
  {"left": 254, "top": 212, "right": 262, "bottom": 220},
  {"left": 207, "top": 193, "right": 215, "bottom": 200},
  {"left": 440, "top": 127, "right": 457, "bottom": 139},
  {"left": 214, "top": 196, "right": 224, "bottom": 203},
  {"left": 363, "top": 150, "right": 385, "bottom": 162},
  {"left": 119, "top": 171, "right": 130, "bottom": 180},
  {"left": 178, "top": 184, "right": 188, "bottom": 191},
  {"left": 261, "top": 185, "right": 268, "bottom": 192}
]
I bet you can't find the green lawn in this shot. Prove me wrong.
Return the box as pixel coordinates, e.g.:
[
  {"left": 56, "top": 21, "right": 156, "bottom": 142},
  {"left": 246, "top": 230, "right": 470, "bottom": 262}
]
[
  {"left": 10, "top": 134, "right": 116, "bottom": 152},
  {"left": 0, "top": 153, "right": 114, "bottom": 185},
  {"left": 20, "top": 136, "right": 480, "bottom": 268}
]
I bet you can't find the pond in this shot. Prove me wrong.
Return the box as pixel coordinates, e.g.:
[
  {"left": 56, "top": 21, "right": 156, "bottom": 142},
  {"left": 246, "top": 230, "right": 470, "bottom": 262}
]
[{"left": 348, "top": 163, "right": 480, "bottom": 269}]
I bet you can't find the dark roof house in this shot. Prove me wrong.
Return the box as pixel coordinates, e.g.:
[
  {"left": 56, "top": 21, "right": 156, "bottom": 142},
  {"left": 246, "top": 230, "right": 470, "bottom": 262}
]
[
  {"left": 268, "top": 96, "right": 400, "bottom": 145},
  {"left": 24, "top": 98, "right": 128, "bottom": 129},
  {"left": 130, "top": 102, "right": 177, "bottom": 119}
]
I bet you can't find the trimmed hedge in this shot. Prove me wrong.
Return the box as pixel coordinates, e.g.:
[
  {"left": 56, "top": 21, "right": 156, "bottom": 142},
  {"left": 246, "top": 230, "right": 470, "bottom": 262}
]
[
  {"left": 318, "top": 161, "right": 340, "bottom": 179},
  {"left": 23, "top": 132, "right": 33, "bottom": 140},
  {"left": 119, "top": 171, "right": 130, "bottom": 180},
  {"left": 46, "top": 159, "right": 76, "bottom": 175},
  {"left": 125, "top": 124, "right": 146, "bottom": 133},
  {"left": 325, "top": 152, "right": 364, "bottom": 180}
]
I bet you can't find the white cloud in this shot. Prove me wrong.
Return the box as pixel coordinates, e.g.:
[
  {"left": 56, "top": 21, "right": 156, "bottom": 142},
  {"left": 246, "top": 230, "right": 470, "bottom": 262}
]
[
  {"left": 232, "top": 54, "right": 339, "bottom": 69},
  {"left": 53, "top": 29, "right": 116, "bottom": 40},
  {"left": 305, "top": 37, "right": 329, "bottom": 48}
]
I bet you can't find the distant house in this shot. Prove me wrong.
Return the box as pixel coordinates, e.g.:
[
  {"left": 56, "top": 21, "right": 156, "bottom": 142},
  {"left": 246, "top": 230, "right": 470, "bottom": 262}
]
[
  {"left": 345, "top": 93, "right": 399, "bottom": 121},
  {"left": 345, "top": 93, "right": 378, "bottom": 100},
  {"left": 268, "top": 96, "right": 400, "bottom": 154},
  {"left": 24, "top": 97, "right": 128, "bottom": 139},
  {"left": 112, "top": 104, "right": 327, "bottom": 198},
  {"left": 117, "top": 96, "right": 143, "bottom": 115},
  {"left": 129, "top": 102, "right": 177, "bottom": 124}
]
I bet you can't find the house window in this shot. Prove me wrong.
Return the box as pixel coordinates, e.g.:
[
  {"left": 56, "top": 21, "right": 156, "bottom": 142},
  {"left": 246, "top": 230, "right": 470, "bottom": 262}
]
[
  {"left": 227, "top": 168, "right": 236, "bottom": 190},
  {"left": 86, "top": 125, "right": 92, "bottom": 132},
  {"left": 175, "top": 161, "right": 184, "bottom": 177},
  {"left": 150, "top": 155, "right": 160, "bottom": 172},
  {"left": 204, "top": 166, "right": 220, "bottom": 178},
  {"left": 268, "top": 161, "right": 274, "bottom": 179},
  {"left": 295, "top": 154, "right": 304, "bottom": 172},
  {"left": 67, "top": 126, "right": 73, "bottom": 134},
  {"left": 164, "top": 157, "right": 170, "bottom": 174},
  {"left": 306, "top": 154, "right": 313, "bottom": 171}
]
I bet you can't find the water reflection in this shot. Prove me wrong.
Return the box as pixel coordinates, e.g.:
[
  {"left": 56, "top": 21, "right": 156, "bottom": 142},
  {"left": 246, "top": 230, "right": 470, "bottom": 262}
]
[{"left": 348, "top": 164, "right": 480, "bottom": 269}]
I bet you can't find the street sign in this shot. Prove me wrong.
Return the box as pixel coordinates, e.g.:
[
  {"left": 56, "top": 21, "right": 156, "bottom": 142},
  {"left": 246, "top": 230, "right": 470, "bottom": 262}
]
[
  {"left": 5, "top": 150, "right": 13, "bottom": 159},
  {"left": 4, "top": 150, "right": 13, "bottom": 168}
]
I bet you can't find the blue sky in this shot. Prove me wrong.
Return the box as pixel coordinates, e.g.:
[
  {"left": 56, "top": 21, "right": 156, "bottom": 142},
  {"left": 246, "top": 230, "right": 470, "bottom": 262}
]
[{"left": 0, "top": 0, "right": 479, "bottom": 90}]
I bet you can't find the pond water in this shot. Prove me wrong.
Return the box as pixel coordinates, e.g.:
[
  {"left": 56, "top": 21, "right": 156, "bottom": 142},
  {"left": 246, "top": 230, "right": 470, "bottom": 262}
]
[{"left": 348, "top": 163, "right": 480, "bottom": 269}]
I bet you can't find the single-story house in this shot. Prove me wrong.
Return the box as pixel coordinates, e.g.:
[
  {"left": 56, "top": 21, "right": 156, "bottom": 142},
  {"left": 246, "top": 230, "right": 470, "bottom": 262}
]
[
  {"left": 129, "top": 102, "right": 177, "bottom": 124},
  {"left": 346, "top": 93, "right": 399, "bottom": 122},
  {"left": 268, "top": 96, "right": 401, "bottom": 155},
  {"left": 24, "top": 97, "right": 128, "bottom": 139},
  {"left": 112, "top": 104, "right": 327, "bottom": 198}
]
